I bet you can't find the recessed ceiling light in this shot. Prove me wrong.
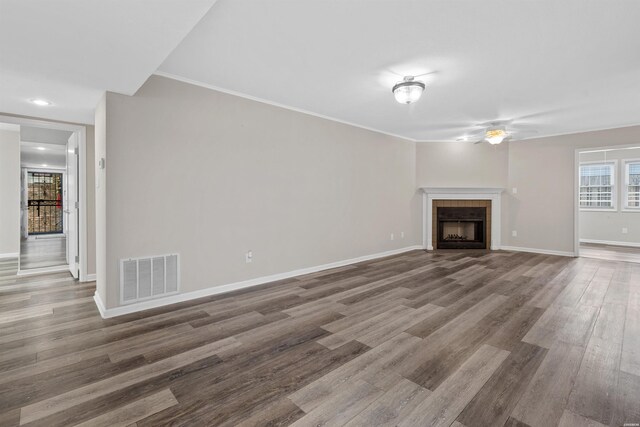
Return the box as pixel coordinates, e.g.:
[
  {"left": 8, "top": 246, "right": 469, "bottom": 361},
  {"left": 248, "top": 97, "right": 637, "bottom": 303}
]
[
  {"left": 37, "top": 146, "right": 46, "bottom": 151},
  {"left": 392, "top": 76, "right": 425, "bottom": 104},
  {"left": 41, "top": 164, "right": 48, "bottom": 167},
  {"left": 31, "top": 99, "right": 51, "bottom": 106}
]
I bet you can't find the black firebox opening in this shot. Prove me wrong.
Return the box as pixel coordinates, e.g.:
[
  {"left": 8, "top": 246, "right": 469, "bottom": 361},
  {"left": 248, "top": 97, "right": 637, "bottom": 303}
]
[{"left": 437, "top": 207, "right": 487, "bottom": 249}]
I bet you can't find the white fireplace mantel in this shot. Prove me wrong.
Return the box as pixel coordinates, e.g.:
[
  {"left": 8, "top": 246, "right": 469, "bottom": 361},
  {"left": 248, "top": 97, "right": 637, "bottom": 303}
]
[{"left": 421, "top": 187, "right": 505, "bottom": 250}]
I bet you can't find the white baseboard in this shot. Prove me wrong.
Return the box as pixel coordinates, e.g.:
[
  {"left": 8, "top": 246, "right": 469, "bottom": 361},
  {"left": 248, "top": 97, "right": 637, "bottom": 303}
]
[
  {"left": 580, "top": 238, "right": 640, "bottom": 248},
  {"left": 500, "top": 245, "right": 576, "bottom": 257},
  {"left": 84, "top": 274, "right": 96, "bottom": 282},
  {"left": 94, "top": 245, "right": 424, "bottom": 319},
  {"left": 93, "top": 291, "right": 107, "bottom": 318},
  {"left": 17, "top": 265, "right": 70, "bottom": 276},
  {"left": 0, "top": 253, "right": 19, "bottom": 260}
]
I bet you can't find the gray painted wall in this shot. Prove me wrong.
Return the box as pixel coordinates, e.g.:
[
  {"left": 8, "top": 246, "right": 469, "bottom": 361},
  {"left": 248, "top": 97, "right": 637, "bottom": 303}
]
[
  {"left": 95, "top": 73, "right": 640, "bottom": 310},
  {"left": 416, "top": 125, "right": 640, "bottom": 254},
  {"left": 416, "top": 141, "right": 509, "bottom": 189},
  {"left": 505, "top": 126, "right": 640, "bottom": 253},
  {"left": 97, "top": 76, "right": 420, "bottom": 309}
]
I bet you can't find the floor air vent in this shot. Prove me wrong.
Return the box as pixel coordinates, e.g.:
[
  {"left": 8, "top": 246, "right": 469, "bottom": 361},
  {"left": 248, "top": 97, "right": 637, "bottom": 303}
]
[{"left": 120, "top": 254, "right": 179, "bottom": 304}]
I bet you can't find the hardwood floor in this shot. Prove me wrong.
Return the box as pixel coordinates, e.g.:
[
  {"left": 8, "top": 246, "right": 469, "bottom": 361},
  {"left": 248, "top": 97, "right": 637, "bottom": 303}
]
[
  {"left": 0, "top": 257, "right": 18, "bottom": 285},
  {"left": 580, "top": 242, "right": 640, "bottom": 264},
  {"left": 0, "top": 250, "right": 638, "bottom": 426},
  {"left": 20, "top": 235, "right": 67, "bottom": 270}
]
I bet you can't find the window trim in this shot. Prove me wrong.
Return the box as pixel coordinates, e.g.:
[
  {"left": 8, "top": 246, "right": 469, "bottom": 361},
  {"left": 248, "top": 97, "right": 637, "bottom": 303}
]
[
  {"left": 579, "top": 160, "right": 617, "bottom": 211},
  {"left": 622, "top": 158, "right": 640, "bottom": 212}
]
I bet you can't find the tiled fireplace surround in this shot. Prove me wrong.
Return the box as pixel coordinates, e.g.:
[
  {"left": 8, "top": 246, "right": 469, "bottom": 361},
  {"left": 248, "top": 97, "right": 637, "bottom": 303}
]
[{"left": 421, "top": 188, "right": 504, "bottom": 251}]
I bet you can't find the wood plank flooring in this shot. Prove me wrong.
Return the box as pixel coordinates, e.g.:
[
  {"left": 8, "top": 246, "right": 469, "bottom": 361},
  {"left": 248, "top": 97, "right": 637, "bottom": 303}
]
[
  {"left": 0, "top": 249, "right": 639, "bottom": 426},
  {"left": 0, "top": 257, "right": 18, "bottom": 286},
  {"left": 19, "top": 235, "right": 67, "bottom": 270},
  {"left": 580, "top": 242, "right": 640, "bottom": 264}
]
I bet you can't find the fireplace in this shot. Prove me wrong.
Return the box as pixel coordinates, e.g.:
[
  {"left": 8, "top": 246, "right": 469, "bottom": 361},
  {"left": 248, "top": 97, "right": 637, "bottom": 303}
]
[
  {"left": 437, "top": 207, "right": 487, "bottom": 249},
  {"left": 421, "top": 188, "right": 503, "bottom": 251}
]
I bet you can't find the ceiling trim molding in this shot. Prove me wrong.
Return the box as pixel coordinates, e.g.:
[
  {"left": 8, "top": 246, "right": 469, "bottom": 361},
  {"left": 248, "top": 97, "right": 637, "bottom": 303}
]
[{"left": 153, "top": 71, "right": 417, "bottom": 143}]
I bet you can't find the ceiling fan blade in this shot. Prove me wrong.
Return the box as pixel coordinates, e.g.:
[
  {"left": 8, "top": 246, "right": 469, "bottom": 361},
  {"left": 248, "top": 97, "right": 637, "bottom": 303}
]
[
  {"left": 476, "top": 119, "right": 513, "bottom": 128},
  {"left": 473, "top": 139, "right": 485, "bottom": 144}
]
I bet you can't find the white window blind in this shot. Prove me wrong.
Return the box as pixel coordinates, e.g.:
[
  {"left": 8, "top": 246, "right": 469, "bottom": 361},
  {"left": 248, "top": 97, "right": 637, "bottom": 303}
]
[
  {"left": 625, "top": 161, "right": 640, "bottom": 208},
  {"left": 579, "top": 163, "right": 615, "bottom": 209}
]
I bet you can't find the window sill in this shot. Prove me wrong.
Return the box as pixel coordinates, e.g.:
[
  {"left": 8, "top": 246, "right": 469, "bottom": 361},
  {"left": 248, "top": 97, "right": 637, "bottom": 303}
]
[
  {"left": 621, "top": 208, "right": 640, "bottom": 213},
  {"left": 580, "top": 208, "right": 617, "bottom": 212}
]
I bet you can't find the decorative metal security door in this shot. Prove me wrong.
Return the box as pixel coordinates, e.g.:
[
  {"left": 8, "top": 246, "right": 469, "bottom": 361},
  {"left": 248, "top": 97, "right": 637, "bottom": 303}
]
[{"left": 27, "top": 171, "right": 63, "bottom": 234}]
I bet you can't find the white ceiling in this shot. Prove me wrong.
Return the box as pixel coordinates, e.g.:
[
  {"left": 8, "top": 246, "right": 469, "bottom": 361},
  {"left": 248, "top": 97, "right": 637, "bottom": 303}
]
[
  {"left": 21, "top": 126, "right": 73, "bottom": 145},
  {"left": 0, "top": 0, "right": 217, "bottom": 124},
  {"left": 159, "top": 0, "right": 640, "bottom": 141},
  {"left": 20, "top": 141, "right": 66, "bottom": 169},
  {"left": 2, "top": 0, "right": 639, "bottom": 141}
]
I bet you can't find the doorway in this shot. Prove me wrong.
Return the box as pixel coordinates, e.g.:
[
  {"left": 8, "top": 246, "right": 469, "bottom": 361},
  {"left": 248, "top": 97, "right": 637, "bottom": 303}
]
[
  {"left": 19, "top": 128, "right": 80, "bottom": 277},
  {"left": 0, "top": 114, "right": 88, "bottom": 280},
  {"left": 27, "top": 171, "right": 64, "bottom": 235},
  {"left": 20, "top": 170, "right": 67, "bottom": 270}
]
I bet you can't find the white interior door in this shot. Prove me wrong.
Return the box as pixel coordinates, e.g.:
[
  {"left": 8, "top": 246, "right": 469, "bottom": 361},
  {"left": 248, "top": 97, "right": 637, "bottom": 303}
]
[{"left": 66, "top": 133, "right": 79, "bottom": 278}]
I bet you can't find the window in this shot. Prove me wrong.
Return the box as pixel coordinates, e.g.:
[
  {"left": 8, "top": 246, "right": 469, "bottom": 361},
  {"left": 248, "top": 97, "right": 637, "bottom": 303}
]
[
  {"left": 27, "top": 171, "right": 64, "bottom": 234},
  {"left": 579, "top": 162, "right": 615, "bottom": 209},
  {"left": 624, "top": 160, "right": 640, "bottom": 209}
]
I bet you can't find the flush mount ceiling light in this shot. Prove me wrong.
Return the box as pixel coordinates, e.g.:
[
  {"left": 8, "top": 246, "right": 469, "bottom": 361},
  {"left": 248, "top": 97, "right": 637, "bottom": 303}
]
[
  {"left": 485, "top": 127, "right": 508, "bottom": 145},
  {"left": 392, "top": 76, "right": 425, "bottom": 104},
  {"left": 31, "top": 99, "right": 51, "bottom": 106}
]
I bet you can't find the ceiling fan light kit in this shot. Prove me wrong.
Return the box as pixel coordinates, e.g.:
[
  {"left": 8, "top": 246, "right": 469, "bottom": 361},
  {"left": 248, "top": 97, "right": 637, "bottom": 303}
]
[
  {"left": 392, "top": 76, "right": 425, "bottom": 104},
  {"left": 485, "top": 128, "right": 507, "bottom": 144}
]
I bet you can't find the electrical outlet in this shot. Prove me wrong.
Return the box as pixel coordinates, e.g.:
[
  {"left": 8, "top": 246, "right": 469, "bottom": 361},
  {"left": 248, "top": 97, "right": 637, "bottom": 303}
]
[
  {"left": 512, "top": 230, "right": 518, "bottom": 237},
  {"left": 622, "top": 227, "right": 628, "bottom": 234},
  {"left": 390, "top": 233, "right": 395, "bottom": 241},
  {"left": 401, "top": 231, "right": 405, "bottom": 239},
  {"left": 512, "top": 187, "right": 518, "bottom": 194},
  {"left": 246, "top": 250, "right": 253, "bottom": 263}
]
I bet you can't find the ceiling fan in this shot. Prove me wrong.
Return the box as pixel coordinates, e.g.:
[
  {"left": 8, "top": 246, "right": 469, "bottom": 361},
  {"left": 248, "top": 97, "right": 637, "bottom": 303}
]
[{"left": 456, "top": 120, "right": 539, "bottom": 145}]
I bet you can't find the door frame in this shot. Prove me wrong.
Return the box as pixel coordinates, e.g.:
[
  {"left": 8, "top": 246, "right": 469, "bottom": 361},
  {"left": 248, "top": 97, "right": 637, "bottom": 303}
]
[
  {"left": 1, "top": 114, "right": 90, "bottom": 282},
  {"left": 574, "top": 142, "right": 640, "bottom": 257}
]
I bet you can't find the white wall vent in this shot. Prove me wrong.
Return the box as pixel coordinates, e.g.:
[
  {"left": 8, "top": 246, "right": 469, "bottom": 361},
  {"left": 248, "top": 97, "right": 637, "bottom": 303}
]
[{"left": 119, "top": 254, "right": 180, "bottom": 304}]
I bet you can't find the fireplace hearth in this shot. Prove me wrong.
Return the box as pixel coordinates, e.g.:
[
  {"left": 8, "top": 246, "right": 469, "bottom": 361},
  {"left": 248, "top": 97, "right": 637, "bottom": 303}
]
[{"left": 437, "top": 207, "right": 487, "bottom": 249}]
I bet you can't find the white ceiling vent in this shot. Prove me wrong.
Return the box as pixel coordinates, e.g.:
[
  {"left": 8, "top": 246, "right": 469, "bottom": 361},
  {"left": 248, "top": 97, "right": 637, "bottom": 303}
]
[{"left": 120, "top": 254, "right": 180, "bottom": 305}]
